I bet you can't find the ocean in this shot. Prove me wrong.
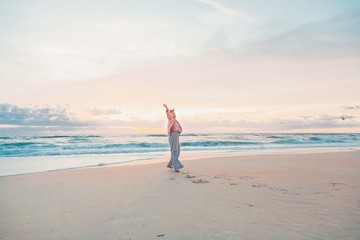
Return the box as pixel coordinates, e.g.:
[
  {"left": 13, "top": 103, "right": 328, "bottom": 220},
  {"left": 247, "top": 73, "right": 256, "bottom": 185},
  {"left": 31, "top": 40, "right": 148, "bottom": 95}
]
[{"left": 0, "top": 133, "right": 359, "bottom": 176}]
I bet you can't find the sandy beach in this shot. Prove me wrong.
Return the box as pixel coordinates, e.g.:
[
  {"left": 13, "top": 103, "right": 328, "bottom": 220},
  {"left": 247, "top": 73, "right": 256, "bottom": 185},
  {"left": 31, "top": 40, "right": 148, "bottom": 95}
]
[{"left": 1, "top": 151, "right": 359, "bottom": 240}]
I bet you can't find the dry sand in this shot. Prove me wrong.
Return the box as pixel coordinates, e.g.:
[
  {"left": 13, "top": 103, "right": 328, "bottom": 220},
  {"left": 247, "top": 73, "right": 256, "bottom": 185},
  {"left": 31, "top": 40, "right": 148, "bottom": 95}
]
[{"left": 1, "top": 151, "right": 359, "bottom": 240}]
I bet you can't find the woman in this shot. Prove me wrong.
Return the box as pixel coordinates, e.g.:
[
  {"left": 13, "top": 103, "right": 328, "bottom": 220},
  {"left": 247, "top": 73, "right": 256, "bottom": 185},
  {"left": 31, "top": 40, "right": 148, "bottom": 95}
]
[{"left": 163, "top": 103, "right": 184, "bottom": 172}]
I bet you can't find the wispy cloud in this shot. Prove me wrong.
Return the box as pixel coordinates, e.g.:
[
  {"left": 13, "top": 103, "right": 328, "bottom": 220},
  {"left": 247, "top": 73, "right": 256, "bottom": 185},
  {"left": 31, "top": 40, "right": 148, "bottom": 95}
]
[
  {"left": 196, "top": 0, "right": 251, "bottom": 25},
  {"left": 197, "top": 0, "right": 240, "bottom": 16}
]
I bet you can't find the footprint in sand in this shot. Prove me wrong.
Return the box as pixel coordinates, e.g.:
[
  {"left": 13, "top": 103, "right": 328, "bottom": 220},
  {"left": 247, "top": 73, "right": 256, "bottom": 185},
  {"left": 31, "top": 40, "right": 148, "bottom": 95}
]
[
  {"left": 314, "top": 192, "right": 328, "bottom": 195},
  {"left": 239, "top": 176, "right": 256, "bottom": 180},
  {"left": 329, "top": 182, "right": 346, "bottom": 186},
  {"left": 192, "top": 179, "right": 210, "bottom": 184},
  {"left": 184, "top": 175, "right": 196, "bottom": 179}
]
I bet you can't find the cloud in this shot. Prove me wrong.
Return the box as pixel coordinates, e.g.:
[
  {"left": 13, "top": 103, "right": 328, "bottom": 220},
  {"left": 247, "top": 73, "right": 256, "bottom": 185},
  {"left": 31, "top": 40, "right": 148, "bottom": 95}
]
[
  {"left": 88, "top": 107, "right": 123, "bottom": 115},
  {"left": 197, "top": 0, "right": 240, "bottom": 16},
  {"left": 200, "top": 28, "right": 231, "bottom": 52},
  {"left": 196, "top": 0, "right": 251, "bottom": 25},
  {"left": 0, "top": 103, "right": 88, "bottom": 127},
  {"left": 0, "top": 103, "right": 165, "bottom": 134},
  {"left": 1, "top": 103, "right": 359, "bottom": 135},
  {"left": 342, "top": 105, "right": 360, "bottom": 110},
  {"left": 94, "top": 18, "right": 171, "bottom": 32},
  {"left": 274, "top": 115, "right": 358, "bottom": 130},
  {"left": 181, "top": 114, "right": 360, "bottom": 132},
  {"left": 245, "top": 9, "right": 360, "bottom": 58}
]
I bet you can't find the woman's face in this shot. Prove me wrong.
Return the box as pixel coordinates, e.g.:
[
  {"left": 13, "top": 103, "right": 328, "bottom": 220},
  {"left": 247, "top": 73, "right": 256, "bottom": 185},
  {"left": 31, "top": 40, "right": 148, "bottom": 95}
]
[{"left": 171, "top": 110, "right": 176, "bottom": 118}]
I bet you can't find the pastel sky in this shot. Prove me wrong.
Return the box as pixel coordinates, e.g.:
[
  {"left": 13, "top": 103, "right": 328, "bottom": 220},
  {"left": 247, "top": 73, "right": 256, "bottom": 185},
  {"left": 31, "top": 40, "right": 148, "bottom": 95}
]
[{"left": 1, "top": 0, "right": 360, "bottom": 134}]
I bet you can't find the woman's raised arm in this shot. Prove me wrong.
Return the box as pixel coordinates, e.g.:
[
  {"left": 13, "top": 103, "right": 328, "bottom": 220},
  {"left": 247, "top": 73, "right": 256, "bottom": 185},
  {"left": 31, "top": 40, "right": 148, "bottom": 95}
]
[{"left": 163, "top": 103, "right": 173, "bottom": 120}]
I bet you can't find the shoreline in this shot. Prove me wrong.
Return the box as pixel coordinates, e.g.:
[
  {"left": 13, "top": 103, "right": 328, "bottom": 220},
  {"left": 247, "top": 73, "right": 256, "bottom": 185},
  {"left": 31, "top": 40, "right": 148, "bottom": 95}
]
[
  {"left": 1, "top": 151, "right": 359, "bottom": 239},
  {"left": 1, "top": 146, "right": 359, "bottom": 177}
]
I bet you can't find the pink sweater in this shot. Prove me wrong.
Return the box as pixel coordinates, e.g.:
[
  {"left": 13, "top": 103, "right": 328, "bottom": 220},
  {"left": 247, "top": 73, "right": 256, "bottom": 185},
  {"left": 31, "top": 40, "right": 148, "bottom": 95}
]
[
  {"left": 166, "top": 111, "right": 183, "bottom": 135},
  {"left": 167, "top": 118, "right": 183, "bottom": 135}
]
